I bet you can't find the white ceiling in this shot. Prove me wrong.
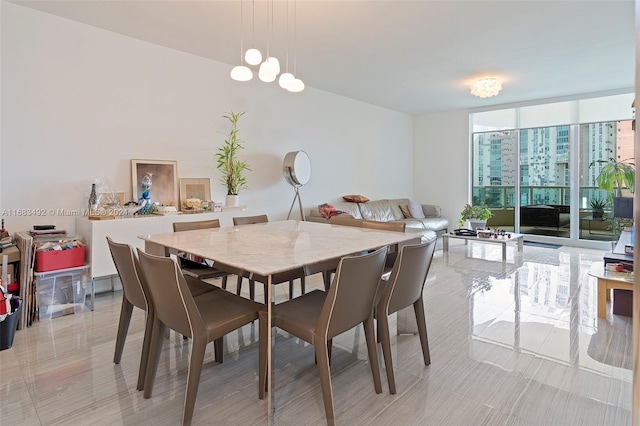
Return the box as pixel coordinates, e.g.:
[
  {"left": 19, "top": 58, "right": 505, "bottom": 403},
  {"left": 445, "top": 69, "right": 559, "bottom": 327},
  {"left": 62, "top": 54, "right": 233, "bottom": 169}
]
[{"left": 10, "top": 0, "right": 636, "bottom": 115}]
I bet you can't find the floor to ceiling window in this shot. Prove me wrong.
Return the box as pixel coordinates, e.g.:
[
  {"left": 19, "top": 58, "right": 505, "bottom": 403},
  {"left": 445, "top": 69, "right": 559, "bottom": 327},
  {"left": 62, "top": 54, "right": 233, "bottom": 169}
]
[{"left": 471, "top": 93, "right": 635, "bottom": 245}]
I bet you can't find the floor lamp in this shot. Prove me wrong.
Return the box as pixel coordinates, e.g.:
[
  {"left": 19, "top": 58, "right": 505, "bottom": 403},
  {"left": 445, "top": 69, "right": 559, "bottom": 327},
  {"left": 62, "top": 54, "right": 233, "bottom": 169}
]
[{"left": 283, "top": 151, "right": 311, "bottom": 220}]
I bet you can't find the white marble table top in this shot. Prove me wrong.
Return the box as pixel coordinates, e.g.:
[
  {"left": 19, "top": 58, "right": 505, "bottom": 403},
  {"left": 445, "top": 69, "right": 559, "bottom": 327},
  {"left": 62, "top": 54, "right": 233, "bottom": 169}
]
[{"left": 139, "top": 220, "right": 419, "bottom": 276}]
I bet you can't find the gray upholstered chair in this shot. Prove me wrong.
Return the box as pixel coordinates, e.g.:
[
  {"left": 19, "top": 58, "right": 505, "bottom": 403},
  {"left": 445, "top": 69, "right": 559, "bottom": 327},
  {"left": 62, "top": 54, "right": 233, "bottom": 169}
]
[
  {"left": 375, "top": 240, "right": 436, "bottom": 394},
  {"left": 107, "top": 238, "right": 216, "bottom": 391},
  {"left": 260, "top": 246, "right": 388, "bottom": 424},
  {"left": 173, "top": 219, "right": 231, "bottom": 289},
  {"left": 232, "top": 215, "right": 306, "bottom": 302},
  {"left": 136, "top": 248, "right": 266, "bottom": 426}
]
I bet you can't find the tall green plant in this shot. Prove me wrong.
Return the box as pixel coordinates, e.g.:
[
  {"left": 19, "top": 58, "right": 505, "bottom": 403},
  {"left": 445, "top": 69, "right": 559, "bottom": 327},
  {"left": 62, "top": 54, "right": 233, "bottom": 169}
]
[
  {"left": 590, "top": 157, "right": 635, "bottom": 198},
  {"left": 216, "top": 111, "right": 250, "bottom": 195}
]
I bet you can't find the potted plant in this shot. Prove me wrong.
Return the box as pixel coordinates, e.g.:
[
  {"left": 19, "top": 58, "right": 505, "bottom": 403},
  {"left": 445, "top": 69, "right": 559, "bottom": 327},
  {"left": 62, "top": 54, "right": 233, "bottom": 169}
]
[
  {"left": 589, "top": 196, "right": 607, "bottom": 219},
  {"left": 590, "top": 157, "right": 635, "bottom": 199},
  {"left": 216, "top": 110, "right": 250, "bottom": 207},
  {"left": 459, "top": 203, "right": 493, "bottom": 230}
]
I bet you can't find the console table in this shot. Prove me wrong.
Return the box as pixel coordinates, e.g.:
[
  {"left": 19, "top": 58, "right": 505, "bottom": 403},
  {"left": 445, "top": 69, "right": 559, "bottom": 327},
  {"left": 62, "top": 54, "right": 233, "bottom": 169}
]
[{"left": 76, "top": 210, "right": 254, "bottom": 281}]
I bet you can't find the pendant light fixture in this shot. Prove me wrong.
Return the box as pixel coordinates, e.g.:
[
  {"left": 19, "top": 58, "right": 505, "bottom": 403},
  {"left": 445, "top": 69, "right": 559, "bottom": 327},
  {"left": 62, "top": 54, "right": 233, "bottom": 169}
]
[
  {"left": 286, "top": 0, "right": 304, "bottom": 92},
  {"left": 259, "top": 0, "right": 280, "bottom": 82},
  {"left": 244, "top": 0, "right": 262, "bottom": 65},
  {"left": 230, "top": 0, "right": 253, "bottom": 82},
  {"left": 279, "top": 0, "right": 294, "bottom": 89}
]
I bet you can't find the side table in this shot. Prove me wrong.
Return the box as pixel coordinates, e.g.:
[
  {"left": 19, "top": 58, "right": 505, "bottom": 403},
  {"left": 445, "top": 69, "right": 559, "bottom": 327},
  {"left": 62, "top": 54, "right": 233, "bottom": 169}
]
[{"left": 588, "top": 262, "right": 634, "bottom": 318}]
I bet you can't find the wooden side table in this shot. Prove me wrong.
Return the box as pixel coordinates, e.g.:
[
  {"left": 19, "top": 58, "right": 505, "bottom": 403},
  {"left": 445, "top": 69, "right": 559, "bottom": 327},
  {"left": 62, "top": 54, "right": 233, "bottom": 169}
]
[{"left": 588, "top": 262, "right": 634, "bottom": 318}]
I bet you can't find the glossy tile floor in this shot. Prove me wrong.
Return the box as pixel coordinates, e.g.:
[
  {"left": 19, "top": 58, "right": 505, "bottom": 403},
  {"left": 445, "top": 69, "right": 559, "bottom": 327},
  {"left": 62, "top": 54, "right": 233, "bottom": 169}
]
[{"left": 1, "top": 239, "right": 632, "bottom": 425}]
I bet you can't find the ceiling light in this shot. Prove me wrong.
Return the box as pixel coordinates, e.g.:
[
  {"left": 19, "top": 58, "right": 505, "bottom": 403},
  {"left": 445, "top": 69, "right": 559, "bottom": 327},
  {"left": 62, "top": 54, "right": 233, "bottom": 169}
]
[
  {"left": 245, "top": 48, "right": 262, "bottom": 66},
  {"left": 259, "top": 62, "right": 277, "bottom": 82},
  {"left": 264, "top": 57, "right": 280, "bottom": 75},
  {"left": 287, "top": 78, "right": 304, "bottom": 93},
  {"left": 230, "top": 1, "right": 253, "bottom": 81},
  {"left": 279, "top": 72, "right": 294, "bottom": 89},
  {"left": 231, "top": 65, "right": 253, "bottom": 82},
  {"left": 471, "top": 78, "right": 502, "bottom": 98}
]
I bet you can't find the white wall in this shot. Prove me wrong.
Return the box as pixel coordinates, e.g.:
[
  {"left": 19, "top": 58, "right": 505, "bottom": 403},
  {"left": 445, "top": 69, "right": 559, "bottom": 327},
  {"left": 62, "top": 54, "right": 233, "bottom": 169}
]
[
  {"left": 1, "top": 2, "right": 413, "bottom": 233},
  {"left": 413, "top": 110, "right": 470, "bottom": 229}
]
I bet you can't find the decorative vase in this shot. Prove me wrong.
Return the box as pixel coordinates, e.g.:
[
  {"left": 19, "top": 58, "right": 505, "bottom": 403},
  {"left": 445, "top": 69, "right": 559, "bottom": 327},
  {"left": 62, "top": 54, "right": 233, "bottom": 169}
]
[
  {"left": 88, "top": 183, "right": 98, "bottom": 210},
  {"left": 226, "top": 194, "right": 239, "bottom": 208},
  {"left": 468, "top": 219, "right": 487, "bottom": 231}
]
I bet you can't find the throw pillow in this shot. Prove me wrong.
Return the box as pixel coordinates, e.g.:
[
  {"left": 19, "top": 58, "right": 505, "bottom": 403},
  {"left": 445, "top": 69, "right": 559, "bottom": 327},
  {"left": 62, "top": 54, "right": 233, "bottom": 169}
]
[
  {"left": 342, "top": 194, "right": 370, "bottom": 203},
  {"left": 318, "top": 203, "right": 345, "bottom": 219},
  {"left": 399, "top": 203, "right": 412, "bottom": 218},
  {"left": 407, "top": 199, "right": 425, "bottom": 219}
]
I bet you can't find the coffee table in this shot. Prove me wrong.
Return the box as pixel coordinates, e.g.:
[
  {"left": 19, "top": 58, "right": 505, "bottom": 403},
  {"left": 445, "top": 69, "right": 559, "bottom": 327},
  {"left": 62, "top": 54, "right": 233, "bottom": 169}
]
[{"left": 443, "top": 232, "right": 524, "bottom": 261}]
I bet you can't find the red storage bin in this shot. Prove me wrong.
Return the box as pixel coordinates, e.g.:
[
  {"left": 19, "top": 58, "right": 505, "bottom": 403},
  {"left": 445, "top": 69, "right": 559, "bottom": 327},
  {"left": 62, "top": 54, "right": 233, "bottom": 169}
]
[{"left": 35, "top": 246, "right": 85, "bottom": 272}]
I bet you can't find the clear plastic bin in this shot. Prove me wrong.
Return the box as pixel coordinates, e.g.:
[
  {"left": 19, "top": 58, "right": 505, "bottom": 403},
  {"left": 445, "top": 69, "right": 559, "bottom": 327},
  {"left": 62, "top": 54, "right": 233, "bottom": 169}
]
[{"left": 35, "top": 265, "right": 88, "bottom": 321}]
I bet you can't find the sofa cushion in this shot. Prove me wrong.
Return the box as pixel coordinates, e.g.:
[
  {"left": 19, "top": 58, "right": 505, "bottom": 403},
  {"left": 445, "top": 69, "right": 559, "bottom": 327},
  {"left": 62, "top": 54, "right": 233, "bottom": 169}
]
[
  {"left": 408, "top": 199, "right": 426, "bottom": 219},
  {"left": 387, "top": 198, "right": 410, "bottom": 220},
  {"left": 342, "top": 194, "right": 370, "bottom": 203},
  {"left": 399, "top": 204, "right": 411, "bottom": 218},
  {"left": 358, "top": 200, "right": 396, "bottom": 222}
]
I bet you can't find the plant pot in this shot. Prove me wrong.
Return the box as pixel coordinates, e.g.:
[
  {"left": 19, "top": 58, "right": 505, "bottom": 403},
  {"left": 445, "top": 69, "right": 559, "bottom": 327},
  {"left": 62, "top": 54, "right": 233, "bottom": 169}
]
[
  {"left": 226, "top": 195, "right": 239, "bottom": 208},
  {"left": 468, "top": 219, "right": 487, "bottom": 231},
  {"left": 592, "top": 208, "right": 604, "bottom": 219}
]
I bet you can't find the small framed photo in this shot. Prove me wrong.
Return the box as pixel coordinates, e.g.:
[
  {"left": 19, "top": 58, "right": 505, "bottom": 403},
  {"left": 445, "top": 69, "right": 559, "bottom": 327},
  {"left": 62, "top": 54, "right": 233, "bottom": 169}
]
[
  {"left": 131, "top": 159, "right": 179, "bottom": 207},
  {"left": 179, "top": 178, "right": 212, "bottom": 211}
]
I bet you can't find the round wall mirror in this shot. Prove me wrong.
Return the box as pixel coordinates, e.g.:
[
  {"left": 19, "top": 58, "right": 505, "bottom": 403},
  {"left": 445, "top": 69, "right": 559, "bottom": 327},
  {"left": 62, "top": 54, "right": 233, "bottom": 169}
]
[{"left": 283, "top": 151, "right": 311, "bottom": 186}]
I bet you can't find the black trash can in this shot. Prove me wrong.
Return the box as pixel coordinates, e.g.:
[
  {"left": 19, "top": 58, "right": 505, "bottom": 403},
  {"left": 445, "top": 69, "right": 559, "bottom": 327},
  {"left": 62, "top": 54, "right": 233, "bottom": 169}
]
[{"left": 0, "top": 297, "right": 22, "bottom": 351}]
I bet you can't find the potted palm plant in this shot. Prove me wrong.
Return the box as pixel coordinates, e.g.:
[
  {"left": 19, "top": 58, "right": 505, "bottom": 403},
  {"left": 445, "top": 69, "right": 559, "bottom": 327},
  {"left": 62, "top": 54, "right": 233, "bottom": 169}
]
[
  {"left": 459, "top": 204, "right": 493, "bottom": 230},
  {"left": 589, "top": 196, "right": 607, "bottom": 219},
  {"left": 216, "top": 111, "right": 250, "bottom": 207}
]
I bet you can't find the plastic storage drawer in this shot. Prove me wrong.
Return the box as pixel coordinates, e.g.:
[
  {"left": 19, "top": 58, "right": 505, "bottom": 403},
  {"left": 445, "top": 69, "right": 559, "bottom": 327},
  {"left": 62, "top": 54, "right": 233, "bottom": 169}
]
[{"left": 35, "top": 265, "right": 89, "bottom": 321}]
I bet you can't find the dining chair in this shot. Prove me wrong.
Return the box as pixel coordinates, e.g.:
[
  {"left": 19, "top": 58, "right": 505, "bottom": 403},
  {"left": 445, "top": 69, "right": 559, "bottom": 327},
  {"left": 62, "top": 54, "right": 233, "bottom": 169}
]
[
  {"left": 328, "top": 215, "right": 363, "bottom": 227},
  {"left": 173, "top": 219, "right": 231, "bottom": 290},
  {"left": 107, "top": 237, "right": 152, "bottom": 391},
  {"left": 107, "top": 238, "right": 217, "bottom": 391},
  {"left": 136, "top": 248, "right": 266, "bottom": 426},
  {"left": 375, "top": 239, "right": 436, "bottom": 394},
  {"left": 260, "top": 246, "right": 388, "bottom": 425},
  {"left": 362, "top": 220, "right": 407, "bottom": 269},
  {"left": 232, "top": 215, "right": 306, "bottom": 302}
]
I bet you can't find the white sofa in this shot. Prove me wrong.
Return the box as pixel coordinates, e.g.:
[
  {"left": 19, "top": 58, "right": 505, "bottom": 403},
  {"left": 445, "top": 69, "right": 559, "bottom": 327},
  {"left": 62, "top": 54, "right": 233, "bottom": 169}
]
[{"left": 308, "top": 198, "right": 449, "bottom": 236}]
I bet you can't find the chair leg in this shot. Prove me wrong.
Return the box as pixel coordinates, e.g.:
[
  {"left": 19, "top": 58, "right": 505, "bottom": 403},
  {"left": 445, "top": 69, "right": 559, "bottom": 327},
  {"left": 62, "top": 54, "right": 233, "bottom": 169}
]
[
  {"left": 144, "top": 319, "right": 166, "bottom": 399},
  {"left": 314, "top": 339, "right": 335, "bottom": 425},
  {"left": 137, "top": 307, "right": 155, "bottom": 391},
  {"left": 114, "top": 298, "right": 134, "bottom": 364},
  {"left": 221, "top": 275, "right": 228, "bottom": 290},
  {"left": 363, "top": 317, "right": 382, "bottom": 394},
  {"left": 414, "top": 298, "right": 431, "bottom": 366},
  {"left": 249, "top": 280, "right": 256, "bottom": 301},
  {"left": 236, "top": 275, "right": 243, "bottom": 296},
  {"left": 214, "top": 337, "right": 224, "bottom": 363},
  {"left": 183, "top": 337, "right": 207, "bottom": 426},
  {"left": 258, "top": 310, "right": 268, "bottom": 400},
  {"left": 377, "top": 312, "right": 396, "bottom": 394}
]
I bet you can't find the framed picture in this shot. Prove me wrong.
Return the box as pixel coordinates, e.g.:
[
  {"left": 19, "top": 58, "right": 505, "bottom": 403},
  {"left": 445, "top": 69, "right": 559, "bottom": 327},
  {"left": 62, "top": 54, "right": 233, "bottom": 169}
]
[
  {"left": 179, "top": 178, "right": 211, "bottom": 211},
  {"left": 131, "top": 159, "right": 179, "bottom": 207}
]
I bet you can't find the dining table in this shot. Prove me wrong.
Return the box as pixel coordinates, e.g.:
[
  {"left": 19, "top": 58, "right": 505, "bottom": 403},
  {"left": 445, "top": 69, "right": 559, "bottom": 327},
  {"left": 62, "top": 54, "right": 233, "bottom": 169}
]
[{"left": 139, "top": 219, "right": 423, "bottom": 419}]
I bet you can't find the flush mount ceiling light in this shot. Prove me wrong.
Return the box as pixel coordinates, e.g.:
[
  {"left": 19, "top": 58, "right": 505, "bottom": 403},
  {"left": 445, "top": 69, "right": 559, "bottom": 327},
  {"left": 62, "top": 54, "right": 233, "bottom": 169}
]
[{"left": 470, "top": 78, "right": 502, "bottom": 98}]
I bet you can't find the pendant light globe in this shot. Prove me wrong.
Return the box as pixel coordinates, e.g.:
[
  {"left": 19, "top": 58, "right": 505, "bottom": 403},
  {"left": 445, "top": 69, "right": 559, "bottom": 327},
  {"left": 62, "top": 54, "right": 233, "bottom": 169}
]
[
  {"left": 264, "top": 57, "right": 280, "bottom": 75},
  {"left": 258, "top": 62, "right": 277, "bottom": 82},
  {"left": 279, "top": 72, "right": 295, "bottom": 89},
  {"left": 287, "top": 78, "right": 304, "bottom": 93},
  {"left": 230, "top": 65, "right": 253, "bottom": 81},
  {"left": 245, "top": 48, "right": 262, "bottom": 65}
]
